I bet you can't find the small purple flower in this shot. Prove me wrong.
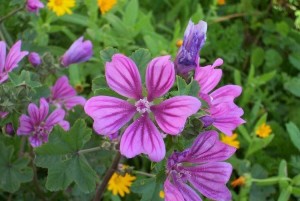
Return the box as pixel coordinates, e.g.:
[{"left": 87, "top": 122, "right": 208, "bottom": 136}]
[
  {"left": 49, "top": 76, "right": 86, "bottom": 110},
  {"left": 60, "top": 36, "right": 93, "bottom": 67},
  {"left": 26, "top": 0, "right": 44, "bottom": 13},
  {"left": 85, "top": 54, "right": 201, "bottom": 162},
  {"left": 5, "top": 123, "right": 14, "bottom": 135},
  {"left": 194, "top": 58, "right": 245, "bottom": 135},
  {"left": 0, "top": 40, "right": 28, "bottom": 83},
  {"left": 17, "top": 98, "right": 70, "bottom": 147},
  {"left": 174, "top": 20, "right": 207, "bottom": 75},
  {"left": 0, "top": 111, "right": 9, "bottom": 119},
  {"left": 165, "top": 130, "right": 236, "bottom": 201},
  {"left": 28, "top": 52, "right": 42, "bottom": 67}
]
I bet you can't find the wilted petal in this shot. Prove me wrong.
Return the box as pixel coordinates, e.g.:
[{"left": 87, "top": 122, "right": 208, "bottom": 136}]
[
  {"left": 4, "top": 40, "right": 28, "bottom": 72},
  {"left": 106, "top": 54, "right": 143, "bottom": 100},
  {"left": 194, "top": 58, "right": 223, "bottom": 94},
  {"left": 0, "top": 41, "right": 6, "bottom": 72},
  {"left": 164, "top": 179, "right": 185, "bottom": 201},
  {"left": 84, "top": 96, "right": 136, "bottom": 135},
  {"left": 45, "top": 109, "right": 65, "bottom": 127},
  {"left": 17, "top": 115, "right": 34, "bottom": 135},
  {"left": 210, "top": 85, "right": 242, "bottom": 106},
  {"left": 120, "top": 114, "right": 165, "bottom": 162},
  {"left": 187, "top": 130, "right": 236, "bottom": 163},
  {"left": 151, "top": 96, "right": 201, "bottom": 135},
  {"left": 146, "top": 56, "right": 175, "bottom": 101},
  {"left": 188, "top": 163, "right": 232, "bottom": 201}
]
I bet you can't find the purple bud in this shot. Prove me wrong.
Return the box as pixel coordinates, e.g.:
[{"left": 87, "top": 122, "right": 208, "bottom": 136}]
[
  {"left": 5, "top": 123, "right": 14, "bottom": 135},
  {"left": 60, "top": 36, "right": 93, "bottom": 67},
  {"left": 200, "top": 115, "right": 214, "bottom": 127},
  {"left": 26, "top": 0, "right": 44, "bottom": 13},
  {"left": 108, "top": 132, "right": 119, "bottom": 141},
  {"left": 175, "top": 20, "right": 207, "bottom": 75},
  {"left": 28, "top": 52, "right": 42, "bottom": 67}
]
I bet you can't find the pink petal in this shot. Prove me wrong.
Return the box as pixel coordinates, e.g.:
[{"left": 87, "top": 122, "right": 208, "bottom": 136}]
[
  {"left": 151, "top": 96, "right": 201, "bottom": 135},
  {"left": 64, "top": 96, "right": 86, "bottom": 110},
  {"left": 58, "top": 120, "right": 70, "bottom": 131},
  {"left": 194, "top": 58, "right": 223, "bottom": 94},
  {"left": 188, "top": 163, "right": 232, "bottom": 201},
  {"left": 106, "top": 54, "right": 142, "bottom": 100},
  {"left": 17, "top": 115, "right": 34, "bottom": 135},
  {"left": 4, "top": 40, "right": 28, "bottom": 72},
  {"left": 29, "top": 135, "right": 43, "bottom": 147},
  {"left": 0, "top": 41, "right": 6, "bottom": 72},
  {"left": 164, "top": 179, "right": 185, "bottom": 201},
  {"left": 120, "top": 114, "right": 165, "bottom": 162},
  {"left": 51, "top": 76, "right": 76, "bottom": 100},
  {"left": 187, "top": 130, "right": 236, "bottom": 163},
  {"left": 84, "top": 96, "right": 136, "bottom": 135},
  {"left": 28, "top": 98, "right": 49, "bottom": 125},
  {"left": 210, "top": 85, "right": 242, "bottom": 106},
  {"left": 45, "top": 109, "right": 65, "bottom": 127},
  {"left": 146, "top": 55, "right": 175, "bottom": 101},
  {"left": 174, "top": 180, "right": 202, "bottom": 201}
]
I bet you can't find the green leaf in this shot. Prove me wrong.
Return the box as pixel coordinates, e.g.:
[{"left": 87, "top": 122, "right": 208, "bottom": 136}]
[
  {"left": 35, "top": 120, "right": 97, "bottom": 193},
  {"left": 288, "top": 53, "right": 300, "bottom": 71},
  {"left": 185, "top": 80, "right": 200, "bottom": 97},
  {"left": 100, "top": 47, "right": 119, "bottom": 64},
  {"left": 278, "top": 186, "right": 292, "bottom": 201},
  {"left": 251, "top": 47, "right": 265, "bottom": 68},
  {"left": 131, "top": 178, "right": 163, "bottom": 201},
  {"left": 246, "top": 135, "right": 274, "bottom": 157},
  {"left": 123, "top": 0, "right": 139, "bottom": 27},
  {"left": 284, "top": 78, "right": 300, "bottom": 97},
  {"left": 286, "top": 122, "right": 300, "bottom": 151},
  {"left": 0, "top": 142, "right": 33, "bottom": 193},
  {"left": 130, "top": 48, "right": 151, "bottom": 81},
  {"left": 176, "top": 76, "right": 187, "bottom": 95},
  {"left": 292, "top": 174, "right": 300, "bottom": 186},
  {"left": 9, "top": 70, "right": 41, "bottom": 88}
]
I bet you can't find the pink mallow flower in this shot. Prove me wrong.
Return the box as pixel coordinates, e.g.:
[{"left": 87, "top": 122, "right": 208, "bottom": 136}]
[
  {"left": 194, "top": 58, "right": 245, "bottom": 135},
  {"left": 49, "top": 76, "right": 86, "bottom": 110},
  {"left": 0, "top": 40, "right": 28, "bottom": 83},
  {"left": 60, "top": 36, "right": 93, "bottom": 67},
  {"left": 165, "top": 130, "right": 236, "bottom": 201},
  {"left": 85, "top": 54, "right": 201, "bottom": 162},
  {"left": 17, "top": 98, "right": 70, "bottom": 147},
  {"left": 26, "top": 0, "right": 44, "bottom": 13}
]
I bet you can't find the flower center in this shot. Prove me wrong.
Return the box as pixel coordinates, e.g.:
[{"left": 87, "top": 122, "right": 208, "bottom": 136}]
[
  {"left": 55, "top": 0, "right": 63, "bottom": 6},
  {"left": 135, "top": 98, "right": 152, "bottom": 114},
  {"left": 175, "top": 169, "right": 191, "bottom": 183}
]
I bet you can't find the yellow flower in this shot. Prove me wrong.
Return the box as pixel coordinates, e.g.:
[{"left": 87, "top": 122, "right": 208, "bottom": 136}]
[
  {"left": 47, "top": 0, "right": 75, "bottom": 16},
  {"left": 221, "top": 133, "right": 240, "bottom": 149},
  {"left": 98, "top": 0, "right": 117, "bottom": 14},
  {"left": 217, "top": 0, "right": 226, "bottom": 5},
  {"left": 176, "top": 39, "right": 183, "bottom": 48},
  {"left": 159, "top": 190, "right": 165, "bottom": 198},
  {"left": 256, "top": 123, "right": 272, "bottom": 138},
  {"left": 231, "top": 176, "right": 246, "bottom": 188},
  {"left": 108, "top": 173, "right": 136, "bottom": 197}
]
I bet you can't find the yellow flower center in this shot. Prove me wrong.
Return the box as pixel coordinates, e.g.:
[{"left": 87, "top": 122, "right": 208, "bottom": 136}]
[
  {"left": 98, "top": 0, "right": 117, "bottom": 14},
  {"left": 54, "top": 0, "right": 63, "bottom": 6},
  {"left": 159, "top": 190, "right": 165, "bottom": 198},
  {"left": 256, "top": 123, "right": 272, "bottom": 138},
  {"left": 47, "top": 0, "right": 75, "bottom": 16},
  {"left": 108, "top": 173, "right": 136, "bottom": 197},
  {"left": 221, "top": 133, "right": 240, "bottom": 149}
]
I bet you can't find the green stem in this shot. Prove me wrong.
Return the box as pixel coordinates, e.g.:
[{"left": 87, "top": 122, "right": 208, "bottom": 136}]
[
  {"left": 251, "top": 177, "right": 291, "bottom": 186},
  {"left": 0, "top": 6, "right": 25, "bottom": 24},
  {"left": 78, "top": 147, "right": 101, "bottom": 154},
  {"left": 133, "top": 170, "right": 155, "bottom": 178}
]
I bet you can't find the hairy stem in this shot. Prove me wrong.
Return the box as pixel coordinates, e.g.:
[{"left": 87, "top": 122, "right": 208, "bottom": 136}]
[
  {"left": 93, "top": 151, "right": 122, "bottom": 201},
  {"left": 133, "top": 170, "right": 155, "bottom": 177},
  {"left": 30, "top": 150, "right": 46, "bottom": 201},
  {"left": 78, "top": 146, "right": 101, "bottom": 154},
  {"left": 0, "top": 6, "right": 25, "bottom": 24}
]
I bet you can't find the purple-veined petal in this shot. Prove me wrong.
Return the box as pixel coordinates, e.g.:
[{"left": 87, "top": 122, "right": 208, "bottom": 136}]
[
  {"left": 45, "top": 108, "right": 65, "bottom": 127},
  {"left": 106, "top": 54, "right": 142, "bottom": 100},
  {"left": 210, "top": 85, "right": 242, "bottom": 106},
  {"left": 4, "top": 40, "right": 28, "bottom": 72},
  {"left": 51, "top": 76, "right": 76, "bottom": 100},
  {"left": 164, "top": 179, "right": 185, "bottom": 201},
  {"left": 188, "top": 163, "right": 232, "bottom": 201},
  {"left": 0, "top": 74, "right": 9, "bottom": 84},
  {"left": 58, "top": 120, "right": 70, "bottom": 131},
  {"left": 146, "top": 55, "right": 175, "bottom": 101},
  {"left": 84, "top": 96, "right": 136, "bottom": 135},
  {"left": 174, "top": 179, "right": 202, "bottom": 201},
  {"left": 29, "top": 135, "right": 43, "bottom": 147},
  {"left": 151, "top": 96, "right": 201, "bottom": 135},
  {"left": 64, "top": 96, "right": 86, "bottom": 110},
  {"left": 39, "top": 98, "right": 49, "bottom": 122},
  {"left": 120, "top": 114, "right": 165, "bottom": 162},
  {"left": 0, "top": 41, "right": 6, "bottom": 72},
  {"left": 194, "top": 58, "right": 223, "bottom": 94},
  {"left": 17, "top": 115, "right": 34, "bottom": 135},
  {"left": 186, "top": 130, "right": 236, "bottom": 163}
]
